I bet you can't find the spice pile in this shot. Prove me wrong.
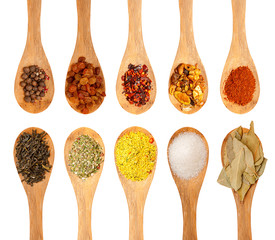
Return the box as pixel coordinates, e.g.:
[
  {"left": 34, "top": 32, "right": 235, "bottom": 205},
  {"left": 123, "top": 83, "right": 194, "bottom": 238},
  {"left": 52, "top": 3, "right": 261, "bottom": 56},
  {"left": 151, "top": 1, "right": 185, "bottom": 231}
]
[
  {"left": 121, "top": 64, "right": 152, "bottom": 107},
  {"left": 218, "top": 122, "right": 267, "bottom": 201},
  {"left": 168, "top": 131, "right": 207, "bottom": 180},
  {"left": 15, "top": 130, "right": 52, "bottom": 186},
  {"left": 20, "top": 65, "right": 49, "bottom": 103},
  {"left": 66, "top": 57, "right": 106, "bottom": 114},
  {"left": 115, "top": 131, "right": 156, "bottom": 181},
  {"left": 170, "top": 63, "right": 205, "bottom": 111},
  {"left": 224, "top": 66, "right": 256, "bottom": 106},
  {"left": 69, "top": 135, "right": 104, "bottom": 180}
]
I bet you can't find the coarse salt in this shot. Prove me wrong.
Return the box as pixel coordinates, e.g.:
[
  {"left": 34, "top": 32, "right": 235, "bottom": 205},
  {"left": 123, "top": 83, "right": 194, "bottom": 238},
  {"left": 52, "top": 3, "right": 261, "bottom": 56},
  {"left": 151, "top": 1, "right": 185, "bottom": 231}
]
[{"left": 168, "top": 132, "right": 207, "bottom": 180}]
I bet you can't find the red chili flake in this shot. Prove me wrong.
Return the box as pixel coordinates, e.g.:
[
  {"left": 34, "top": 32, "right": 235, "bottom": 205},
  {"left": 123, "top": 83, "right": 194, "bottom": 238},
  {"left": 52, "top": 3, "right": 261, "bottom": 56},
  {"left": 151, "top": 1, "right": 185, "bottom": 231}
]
[
  {"left": 45, "top": 75, "right": 49, "bottom": 80},
  {"left": 149, "top": 138, "right": 154, "bottom": 144},
  {"left": 121, "top": 63, "right": 152, "bottom": 107}
]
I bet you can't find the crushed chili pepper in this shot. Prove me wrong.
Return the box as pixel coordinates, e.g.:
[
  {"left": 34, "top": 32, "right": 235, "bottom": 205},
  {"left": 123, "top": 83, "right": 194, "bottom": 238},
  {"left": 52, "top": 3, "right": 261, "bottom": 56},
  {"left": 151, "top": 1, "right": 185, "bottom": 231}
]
[
  {"left": 121, "top": 64, "right": 152, "bottom": 107},
  {"left": 224, "top": 66, "right": 256, "bottom": 106}
]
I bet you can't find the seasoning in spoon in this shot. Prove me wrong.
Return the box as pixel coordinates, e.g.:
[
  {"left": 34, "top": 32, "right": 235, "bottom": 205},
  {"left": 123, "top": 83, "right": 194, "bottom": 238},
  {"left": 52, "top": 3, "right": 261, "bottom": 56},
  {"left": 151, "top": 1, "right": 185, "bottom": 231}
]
[
  {"left": 115, "top": 131, "right": 156, "bottom": 181},
  {"left": 223, "top": 66, "right": 256, "bottom": 106},
  {"left": 66, "top": 56, "right": 106, "bottom": 114},
  {"left": 168, "top": 131, "right": 207, "bottom": 180},
  {"left": 169, "top": 63, "right": 205, "bottom": 111},
  {"left": 121, "top": 64, "right": 152, "bottom": 107},
  {"left": 69, "top": 135, "right": 104, "bottom": 180},
  {"left": 20, "top": 65, "right": 49, "bottom": 103},
  {"left": 15, "top": 130, "right": 52, "bottom": 186},
  {"left": 218, "top": 122, "right": 267, "bottom": 201}
]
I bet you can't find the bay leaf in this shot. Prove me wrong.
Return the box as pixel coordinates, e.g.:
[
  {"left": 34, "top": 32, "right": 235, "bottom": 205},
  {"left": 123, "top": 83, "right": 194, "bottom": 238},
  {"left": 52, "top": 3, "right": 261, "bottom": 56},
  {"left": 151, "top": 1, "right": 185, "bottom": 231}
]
[
  {"left": 226, "top": 135, "right": 234, "bottom": 164},
  {"left": 257, "top": 158, "right": 267, "bottom": 177},
  {"left": 243, "top": 172, "right": 257, "bottom": 185},
  {"left": 230, "top": 149, "right": 246, "bottom": 191},
  {"left": 237, "top": 179, "right": 251, "bottom": 201},
  {"left": 217, "top": 167, "right": 231, "bottom": 188}
]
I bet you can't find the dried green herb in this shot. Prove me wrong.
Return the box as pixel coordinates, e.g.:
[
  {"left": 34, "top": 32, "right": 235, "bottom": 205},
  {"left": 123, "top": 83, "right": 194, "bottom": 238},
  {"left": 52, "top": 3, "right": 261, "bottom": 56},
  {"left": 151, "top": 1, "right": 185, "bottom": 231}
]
[
  {"left": 69, "top": 135, "right": 103, "bottom": 180},
  {"left": 15, "top": 130, "right": 52, "bottom": 186},
  {"left": 218, "top": 122, "right": 267, "bottom": 201}
]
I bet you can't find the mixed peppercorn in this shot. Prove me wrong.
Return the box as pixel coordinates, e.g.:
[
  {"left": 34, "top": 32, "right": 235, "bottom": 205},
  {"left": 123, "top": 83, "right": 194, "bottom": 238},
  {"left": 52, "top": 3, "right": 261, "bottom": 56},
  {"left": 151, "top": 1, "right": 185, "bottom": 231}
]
[
  {"left": 20, "top": 65, "right": 49, "bottom": 103},
  {"left": 66, "top": 57, "right": 106, "bottom": 114},
  {"left": 169, "top": 63, "right": 205, "bottom": 111},
  {"left": 121, "top": 64, "right": 152, "bottom": 107}
]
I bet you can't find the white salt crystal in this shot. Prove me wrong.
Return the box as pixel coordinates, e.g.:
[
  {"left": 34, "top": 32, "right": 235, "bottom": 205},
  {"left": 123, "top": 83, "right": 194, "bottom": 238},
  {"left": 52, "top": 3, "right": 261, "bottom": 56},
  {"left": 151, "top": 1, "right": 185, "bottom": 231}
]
[{"left": 168, "top": 132, "right": 207, "bottom": 180}]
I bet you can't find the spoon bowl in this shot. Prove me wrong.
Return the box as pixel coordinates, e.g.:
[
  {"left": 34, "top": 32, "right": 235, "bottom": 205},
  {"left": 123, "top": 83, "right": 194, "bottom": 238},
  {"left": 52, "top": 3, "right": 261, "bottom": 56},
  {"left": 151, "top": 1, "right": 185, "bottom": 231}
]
[
  {"left": 64, "top": 127, "right": 105, "bottom": 240},
  {"left": 169, "top": 0, "right": 208, "bottom": 114},
  {"left": 167, "top": 127, "right": 209, "bottom": 239},
  {"left": 65, "top": 0, "right": 106, "bottom": 114},
  {"left": 15, "top": 0, "right": 54, "bottom": 114},
  {"left": 14, "top": 127, "right": 55, "bottom": 240},
  {"left": 220, "top": 0, "right": 260, "bottom": 114},
  {"left": 116, "top": 0, "right": 156, "bottom": 115},
  {"left": 115, "top": 126, "right": 157, "bottom": 240},
  {"left": 221, "top": 128, "right": 261, "bottom": 240}
]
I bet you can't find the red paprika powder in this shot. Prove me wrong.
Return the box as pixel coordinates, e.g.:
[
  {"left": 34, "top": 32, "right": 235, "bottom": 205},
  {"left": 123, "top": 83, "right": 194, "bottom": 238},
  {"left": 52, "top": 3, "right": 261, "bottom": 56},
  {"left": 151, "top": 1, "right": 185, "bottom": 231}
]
[{"left": 224, "top": 66, "right": 256, "bottom": 106}]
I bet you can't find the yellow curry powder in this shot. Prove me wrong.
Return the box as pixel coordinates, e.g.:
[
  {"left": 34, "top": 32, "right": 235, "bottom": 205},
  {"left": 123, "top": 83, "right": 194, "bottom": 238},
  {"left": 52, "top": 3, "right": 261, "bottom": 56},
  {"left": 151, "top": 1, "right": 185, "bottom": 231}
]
[{"left": 115, "top": 131, "right": 157, "bottom": 181}]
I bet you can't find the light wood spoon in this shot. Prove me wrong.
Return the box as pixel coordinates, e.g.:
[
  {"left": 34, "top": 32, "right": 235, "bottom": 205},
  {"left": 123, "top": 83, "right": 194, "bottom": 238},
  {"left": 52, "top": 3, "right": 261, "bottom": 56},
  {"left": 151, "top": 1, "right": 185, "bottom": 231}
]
[
  {"left": 14, "top": 127, "right": 55, "bottom": 240},
  {"left": 221, "top": 128, "right": 261, "bottom": 240},
  {"left": 65, "top": 0, "right": 105, "bottom": 114},
  {"left": 116, "top": 0, "right": 156, "bottom": 115},
  {"left": 169, "top": 0, "right": 208, "bottom": 114},
  {"left": 15, "top": 0, "right": 54, "bottom": 114},
  {"left": 115, "top": 127, "right": 158, "bottom": 240},
  {"left": 220, "top": 0, "right": 260, "bottom": 114},
  {"left": 167, "top": 127, "right": 209, "bottom": 240},
  {"left": 64, "top": 127, "right": 105, "bottom": 240}
]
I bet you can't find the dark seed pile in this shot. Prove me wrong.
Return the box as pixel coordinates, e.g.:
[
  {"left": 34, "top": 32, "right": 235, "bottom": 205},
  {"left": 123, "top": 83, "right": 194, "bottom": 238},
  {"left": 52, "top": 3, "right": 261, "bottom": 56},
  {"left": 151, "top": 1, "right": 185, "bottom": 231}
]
[
  {"left": 15, "top": 130, "right": 52, "bottom": 186},
  {"left": 20, "top": 65, "right": 49, "bottom": 103}
]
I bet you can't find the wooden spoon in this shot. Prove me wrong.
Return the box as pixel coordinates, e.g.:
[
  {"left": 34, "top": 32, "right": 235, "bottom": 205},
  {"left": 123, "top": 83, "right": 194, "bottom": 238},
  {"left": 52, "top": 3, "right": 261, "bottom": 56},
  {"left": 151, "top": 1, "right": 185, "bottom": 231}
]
[
  {"left": 169, "top": 0, "right": 208, "bottom": 114},
  {"left": 15, "top": 0, "right": 54, "bottom": 114},
  {"left": 167, "top": 127, "right": 209, "bottom": 240},
  {"left": 220, "top": 0, "right": 260, "bottom": 114},
  {"left": 221, "top": 128, "right": 261, "bottom": 240},
  {"left": 116, "top": 0, "right": 156, "bottom": 115},
  {"left": 65, "top": 0, "right": 106, "bottom": 114},
  {"left": 14, "top": 127, "right": 55, "bottom": 240},
  {"left": 64, "top": 127, "right": 105, "bottom": 240},
  {"left": 115, "top": 127, "right": 158, "bottom": 240}
]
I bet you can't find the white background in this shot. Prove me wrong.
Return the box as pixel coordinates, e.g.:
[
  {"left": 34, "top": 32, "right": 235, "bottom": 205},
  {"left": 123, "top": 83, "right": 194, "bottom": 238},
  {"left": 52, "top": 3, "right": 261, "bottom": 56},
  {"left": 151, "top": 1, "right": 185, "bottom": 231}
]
[{"left": 0, "top": 0, "right": 273, "bottom": 239}]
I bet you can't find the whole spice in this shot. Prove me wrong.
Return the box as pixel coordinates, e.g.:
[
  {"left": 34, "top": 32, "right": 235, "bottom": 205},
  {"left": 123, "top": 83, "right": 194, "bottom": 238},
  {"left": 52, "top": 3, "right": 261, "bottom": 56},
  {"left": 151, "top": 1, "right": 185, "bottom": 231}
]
[
  {"left": 121, "top": 64, "right": 152, "bottom": 107},
  {"left": 69, "top": 135, "right": 104, "bottom": 180},
  {"left": 115, "top": 131, "right": 157, "bottom": 181},
  {"left": 217, "top": 122, "right": 267, "bottom": 201},
  {"left": 224, "top": 66, "right": 256, "bottom": 106},
  {"left": 20, "top": 65, "right": 49, "bottom": 103},
  {"left": 66, "top": 56, "right": 106, "bottom": 114},
  {"left": 169, "top": 63, "right": 205, "bottom": 111},
  {"left": 168, "top": 132, "right": 207, "bottom": 180},
  {"left": 15, "top": 130, "right": 52, "bottom": 186}
]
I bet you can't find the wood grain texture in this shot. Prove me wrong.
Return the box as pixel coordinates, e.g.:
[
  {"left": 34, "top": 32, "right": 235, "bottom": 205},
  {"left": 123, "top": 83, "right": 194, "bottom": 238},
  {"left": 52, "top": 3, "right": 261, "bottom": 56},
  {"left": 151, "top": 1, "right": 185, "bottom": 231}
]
[
  {"left": 115, "top": 127, "right": 158, "bottom": 240},
  {"left": 169, "top": 0, "right": 208, "bottom": 114},
  {"left": 220, "top": 0, "right": 260, "bottom": 114},
  {"left": 14, "top": 127, "right": 55, "bottom": 240},
  {"left": 14, "top": 0, "right": 54, "bottom": 114},
  {"left": 64, "top": 127, "right": 105, "bottom": 240},
  {"left": 221, "top": 128, "right": 261, "bottom": 240},
  {"left": 65, "top": 0, "right": 105, "bottom": 114},
  {"left": 168, "top": 127, "right": 209, "bottom": 240},
  {"left": 116, "top": 0, "right": 156, "bottom": 115}
]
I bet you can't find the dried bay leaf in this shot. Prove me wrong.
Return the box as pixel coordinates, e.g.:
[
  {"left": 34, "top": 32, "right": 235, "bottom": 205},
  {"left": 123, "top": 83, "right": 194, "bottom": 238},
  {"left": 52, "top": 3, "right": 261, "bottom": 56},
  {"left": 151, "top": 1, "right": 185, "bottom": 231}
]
[
  {"left": 243, "top": 172, "right": 257, "bottom": 185},
  {"left": 230, "top": 149, "right": 246, "bottom": 191},
  {"left": 226, "top": 135, "right": 234, "bottom": 164},
  {"left": 217, "top": 167, "right": 231, "bottom": 188},
  {"left": 257, "top": 158, "right": 267, "bottom": 177},
  {"left": 237, "top": 179, "right": 251, "bottom": 201}
]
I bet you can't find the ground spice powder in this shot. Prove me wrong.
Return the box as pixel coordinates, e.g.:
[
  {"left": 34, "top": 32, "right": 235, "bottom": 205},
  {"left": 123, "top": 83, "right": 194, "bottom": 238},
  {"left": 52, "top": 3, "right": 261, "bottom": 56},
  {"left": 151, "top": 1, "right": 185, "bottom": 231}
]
[{"left": 224, "top": 66, "right": 256, "bottom": 106}]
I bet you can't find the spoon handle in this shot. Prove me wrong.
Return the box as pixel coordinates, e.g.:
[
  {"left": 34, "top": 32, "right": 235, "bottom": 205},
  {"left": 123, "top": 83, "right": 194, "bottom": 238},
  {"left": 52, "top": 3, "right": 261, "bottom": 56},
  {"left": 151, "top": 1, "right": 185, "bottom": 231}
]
[
  {"left": 181, "top": 194, "right": 198, "bottom": 240},
  {"left": 128, "top": 199, "right": 144, "bottom": 240},
  {"left": 77, "top": 194, "right": 93, "bottom": 240},
  {"left": 179, "top": 0, "right": 196, "bottom": 51},
  {"left": 232, "top": 0, "right": 247, "bottom": 44},
  {"left": 28, "top": 195, "right": 44, "bottom": 240},
  {"left": 27, "top": 0, "right": 42, "bottom": 46},
  {"left": 236, "top": 201, "right": 252, "bottom": 240},
  {"left": 127, "top": 0, "right": 144, "bottom": 51},
  {"left": 76, "top": 0, "right": 92, "bottom": 45}
]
